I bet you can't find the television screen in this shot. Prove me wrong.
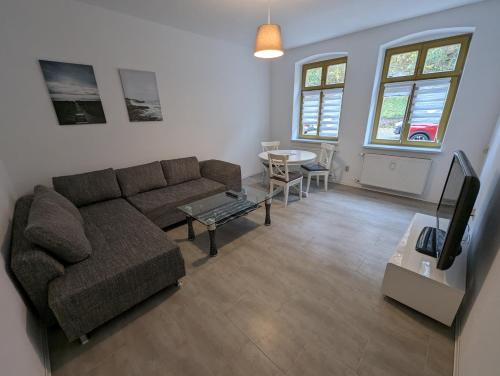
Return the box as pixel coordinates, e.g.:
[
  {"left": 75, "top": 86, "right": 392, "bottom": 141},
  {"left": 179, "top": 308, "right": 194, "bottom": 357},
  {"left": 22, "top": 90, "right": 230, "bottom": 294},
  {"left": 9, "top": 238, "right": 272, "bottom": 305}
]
[
  {"left": 436, "top": 157, "right": 467, "bottom": 254},
  {"left": 416, "top": 150, "right": 480, "bottom": 270}
]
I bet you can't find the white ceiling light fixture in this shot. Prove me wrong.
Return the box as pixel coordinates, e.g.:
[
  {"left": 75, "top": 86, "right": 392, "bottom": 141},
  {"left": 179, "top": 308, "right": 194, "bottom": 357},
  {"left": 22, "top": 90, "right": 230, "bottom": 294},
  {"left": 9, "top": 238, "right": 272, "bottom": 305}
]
[{"left": 254, "top": 0, "right": 284, "bottom": 59}]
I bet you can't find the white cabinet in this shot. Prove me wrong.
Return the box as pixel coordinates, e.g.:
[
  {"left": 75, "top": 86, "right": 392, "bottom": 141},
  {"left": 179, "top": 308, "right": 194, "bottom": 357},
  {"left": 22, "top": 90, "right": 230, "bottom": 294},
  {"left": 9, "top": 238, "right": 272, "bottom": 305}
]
[{"left": 382, "top": 213, "right": 466, "bottom": 326}]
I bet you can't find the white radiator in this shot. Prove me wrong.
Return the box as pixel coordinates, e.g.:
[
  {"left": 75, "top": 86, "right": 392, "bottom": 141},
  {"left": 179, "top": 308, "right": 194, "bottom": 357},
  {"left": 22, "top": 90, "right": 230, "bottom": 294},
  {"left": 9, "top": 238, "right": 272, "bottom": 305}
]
[{"left": 359, "top": 153, "right": 431, "bottom": 195}]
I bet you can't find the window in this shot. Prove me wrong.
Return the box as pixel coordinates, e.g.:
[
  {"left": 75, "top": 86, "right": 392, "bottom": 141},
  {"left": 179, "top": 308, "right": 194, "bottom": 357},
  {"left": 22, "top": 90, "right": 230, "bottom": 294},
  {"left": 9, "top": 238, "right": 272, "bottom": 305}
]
[
  {"left": 299, "top": 57, "right": 347, "bottom": 140},
  {"left": 370, "top": 34, "right": 471, "bottom": 148}
]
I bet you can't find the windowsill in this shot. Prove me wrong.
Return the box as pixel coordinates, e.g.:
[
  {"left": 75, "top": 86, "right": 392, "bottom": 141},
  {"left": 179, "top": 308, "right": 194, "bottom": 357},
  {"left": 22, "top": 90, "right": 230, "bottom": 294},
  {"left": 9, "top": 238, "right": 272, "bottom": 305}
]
[
  {"left": 363, "top": 143, "right": 442, "bottom": 154},
  {"left": 291, "top": 138, "right": 339, "bottom": 145}
]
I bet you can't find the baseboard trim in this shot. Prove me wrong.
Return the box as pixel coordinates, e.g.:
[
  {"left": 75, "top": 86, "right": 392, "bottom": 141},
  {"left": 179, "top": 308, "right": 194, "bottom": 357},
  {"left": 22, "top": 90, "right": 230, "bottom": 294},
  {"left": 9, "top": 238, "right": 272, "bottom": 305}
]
[
  {"left": 352, "top": 181, "right": 437, "bottom": 204},
  {"left": 40, "top": 322, "right": 51, "bottom": 376},
  {"left": 454, "top": 314, "right": 462, "bottom": 376}
]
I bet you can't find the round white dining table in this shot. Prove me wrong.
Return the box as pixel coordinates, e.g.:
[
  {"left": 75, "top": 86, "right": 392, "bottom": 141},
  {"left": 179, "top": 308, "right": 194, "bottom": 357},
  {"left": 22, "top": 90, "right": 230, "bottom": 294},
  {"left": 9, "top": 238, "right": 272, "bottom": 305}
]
[{"left": 258, "top": 149, "right": 317, "bottom": 165}]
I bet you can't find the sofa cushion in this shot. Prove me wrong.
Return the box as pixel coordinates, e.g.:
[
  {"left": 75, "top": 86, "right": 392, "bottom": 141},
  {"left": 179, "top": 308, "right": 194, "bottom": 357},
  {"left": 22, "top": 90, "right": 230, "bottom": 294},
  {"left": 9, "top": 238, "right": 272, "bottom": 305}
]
[
  {"left": 116, "top": 162, "right": 167, "bottom": 197},
  {"left": 24, "top": 190, "right": 92, "bottom": 263},
  {"left": 271, "top": 171, "right": 303, "bottom": 183},
  {"left": 161, "top": 157, "right": 201, "bottom": 185},
  {"left": 34, "top": 185, "right": 83, "bottom": 224},
  {"left": 301, "top": 163, "right": 329, "bottom": 172},
  {"left": 53, "top": 168, "right": 121, "bottom": 207},
  {"left": 48, "top": 198, "right": 185, "bottom": 341},
  {"left": 127, "top": 177, "right": 226, "bottom": 221}
]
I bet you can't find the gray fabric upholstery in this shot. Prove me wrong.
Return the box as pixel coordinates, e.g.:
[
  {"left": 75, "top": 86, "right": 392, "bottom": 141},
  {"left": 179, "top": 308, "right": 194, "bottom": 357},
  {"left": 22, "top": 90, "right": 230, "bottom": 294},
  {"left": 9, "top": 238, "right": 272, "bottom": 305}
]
[
  {"left": 271, "top": 171, "right": 303, "bottom": 183},
  {"left": 116, "top": 161, "right": 167, "bottom": 197},
  {"left": 10, "top": 195, "right": 64, "bottom": 325},
  {"left": 128, "top": 178, "right": 226, "bottom": 228},
  {"left": 24, "top": 190, "right": 92, "bottom": 263},
  {"left": 48, "top": 198, "right": 185, "bottom": 341},
  {"left": 34, "top": 185, "right": 83, "bottom": 224},
  {"left": 53, "top": 168, "right": 121, "bottom": 207},
  {"left": 301, "top": 163, "right": 329, "bottom": 172},
  {"left": 161, "top": 157, "right": 201, "bottom": 185},
  {"left": 150, "top": 210, "right": 187, "bottom": 230},
  {"left": 200, "top": 159, "right": 242, "bottom": 192}
]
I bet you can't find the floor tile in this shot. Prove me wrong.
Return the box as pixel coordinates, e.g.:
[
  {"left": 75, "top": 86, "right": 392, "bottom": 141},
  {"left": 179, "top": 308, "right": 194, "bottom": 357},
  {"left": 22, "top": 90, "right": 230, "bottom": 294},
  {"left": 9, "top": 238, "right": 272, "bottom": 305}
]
[{"left": 50, "top": 177, "right": 453, "bottom": 376}]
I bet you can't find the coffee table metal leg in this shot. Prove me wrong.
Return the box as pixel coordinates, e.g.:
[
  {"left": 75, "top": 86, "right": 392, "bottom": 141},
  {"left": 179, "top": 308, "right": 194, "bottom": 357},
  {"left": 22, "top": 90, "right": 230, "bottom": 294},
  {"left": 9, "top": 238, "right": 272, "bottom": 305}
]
[
  {"left": 208, "top": 223, "right": 217, "bottom": 257},
  {"left": 187, "top": 216, "right": 195, "bottom": 240},
  {"left": 265, "top": 198, "right": 272, "bottom": 226}
]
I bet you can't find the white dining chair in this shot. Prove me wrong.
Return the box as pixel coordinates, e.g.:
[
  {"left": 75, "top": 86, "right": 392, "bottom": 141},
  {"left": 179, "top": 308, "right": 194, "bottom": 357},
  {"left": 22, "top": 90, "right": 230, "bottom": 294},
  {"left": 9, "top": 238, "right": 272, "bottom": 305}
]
[
  {"left": 301, "top": 143, "right": 335, "bottom": 194},
  {"left": 261, "top": 141, "right": 280, "bottom": 184},
  {"left": 268, "top": 153, "right": 303, "bottom": 207}
]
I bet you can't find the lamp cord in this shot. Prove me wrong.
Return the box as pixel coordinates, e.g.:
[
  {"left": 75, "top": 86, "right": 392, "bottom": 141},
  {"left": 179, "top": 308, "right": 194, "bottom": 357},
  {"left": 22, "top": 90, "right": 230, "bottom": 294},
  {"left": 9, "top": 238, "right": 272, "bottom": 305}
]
[{"left": 268, "top": 0, "right": 271, "bottom": 24}]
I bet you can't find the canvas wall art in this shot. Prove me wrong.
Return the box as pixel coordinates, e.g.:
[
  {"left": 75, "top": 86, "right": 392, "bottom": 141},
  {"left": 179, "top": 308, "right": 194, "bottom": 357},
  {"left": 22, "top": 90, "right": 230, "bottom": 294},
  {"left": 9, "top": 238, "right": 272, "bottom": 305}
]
[
  {"left": 39, "top": 60, "right": 106, "bottom": 125},
  {"left": 119, "top": 69, "right": 163, "bottom": 122}
]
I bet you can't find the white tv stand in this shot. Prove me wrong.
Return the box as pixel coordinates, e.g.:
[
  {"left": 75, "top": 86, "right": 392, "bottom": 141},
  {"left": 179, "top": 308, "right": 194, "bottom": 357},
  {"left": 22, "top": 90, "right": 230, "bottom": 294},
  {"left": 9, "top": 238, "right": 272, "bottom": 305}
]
[{"left": 382, "top": 213, "right": 466, "bottom": 326}]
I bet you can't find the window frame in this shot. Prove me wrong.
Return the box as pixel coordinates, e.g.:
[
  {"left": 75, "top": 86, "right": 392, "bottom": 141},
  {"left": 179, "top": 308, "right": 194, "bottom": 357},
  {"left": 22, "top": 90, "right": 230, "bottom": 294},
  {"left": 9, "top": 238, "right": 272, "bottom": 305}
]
[
  {"left": 370, "top": 34, "right": 471, "bottom": 148},
  {"left": 299, "top": 56, "right": 347, "bottom": 141}
]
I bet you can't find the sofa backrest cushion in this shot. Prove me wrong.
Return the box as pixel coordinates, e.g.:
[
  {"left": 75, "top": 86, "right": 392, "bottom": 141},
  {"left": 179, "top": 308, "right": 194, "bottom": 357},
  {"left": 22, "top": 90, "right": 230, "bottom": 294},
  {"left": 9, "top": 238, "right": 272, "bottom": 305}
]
[
  {"left": 53, "top": 168, "right": 121, "bottom": 207},
  {"left": 116, "top": 161, "right": 167, "bottom": 197},
  {"left": 161, "top": 157, "right": 201, "bottom": 185},
  {"left": 24, "top": 189, "right": 92, "bottom": 263},
  {"left": 34, "top": 185, "right": 83, "bottom": 224}
]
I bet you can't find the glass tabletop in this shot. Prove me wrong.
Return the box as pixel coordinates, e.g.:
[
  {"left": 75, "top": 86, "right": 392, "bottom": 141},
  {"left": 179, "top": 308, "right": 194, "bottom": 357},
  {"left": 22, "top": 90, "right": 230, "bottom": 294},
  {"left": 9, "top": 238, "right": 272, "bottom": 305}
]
[{"left": 177, "top": 186, "right": 275, "bottom": 226}]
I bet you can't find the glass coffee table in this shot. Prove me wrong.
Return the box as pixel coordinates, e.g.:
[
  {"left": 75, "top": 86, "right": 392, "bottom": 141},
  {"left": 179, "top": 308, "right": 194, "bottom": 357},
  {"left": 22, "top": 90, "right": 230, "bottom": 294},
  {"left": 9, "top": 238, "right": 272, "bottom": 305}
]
[{"left": 178, "top": 186, "right": 275, "bottom": 257}]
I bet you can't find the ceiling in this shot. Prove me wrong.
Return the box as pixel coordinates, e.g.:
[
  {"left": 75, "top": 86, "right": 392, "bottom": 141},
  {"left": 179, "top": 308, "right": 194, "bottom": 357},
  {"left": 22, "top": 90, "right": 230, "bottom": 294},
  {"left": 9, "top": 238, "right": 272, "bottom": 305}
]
[{"left": 76, "top": 0, "right": 483, "bottom": 49}]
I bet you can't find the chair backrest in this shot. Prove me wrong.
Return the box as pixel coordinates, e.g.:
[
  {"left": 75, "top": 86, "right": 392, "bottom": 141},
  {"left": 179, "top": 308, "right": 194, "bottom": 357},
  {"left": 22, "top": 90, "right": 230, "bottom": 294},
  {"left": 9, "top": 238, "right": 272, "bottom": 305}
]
[
  {"left": 268, "top": 153, "right": 289, "bottom": 181},
  {"left": 261, "top": 141, "right": 280, "bottom": 152},
  {"left": 318, "top": 143, "right": 335, "bottom": 169}
]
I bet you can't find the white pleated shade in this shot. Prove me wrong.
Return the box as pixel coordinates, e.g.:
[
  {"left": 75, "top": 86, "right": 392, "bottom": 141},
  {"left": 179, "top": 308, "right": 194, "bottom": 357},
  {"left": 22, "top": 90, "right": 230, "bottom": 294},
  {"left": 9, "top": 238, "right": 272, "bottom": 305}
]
[{"left": 254, "top": 24, "right": 284, "bottom": 58}]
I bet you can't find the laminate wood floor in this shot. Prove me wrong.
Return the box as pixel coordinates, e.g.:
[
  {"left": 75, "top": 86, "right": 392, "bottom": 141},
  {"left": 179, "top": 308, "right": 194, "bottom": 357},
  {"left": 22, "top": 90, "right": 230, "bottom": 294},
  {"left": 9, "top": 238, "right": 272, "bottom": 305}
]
[{"left": 49, "top": 177, "right": 454, "bottom": 376}]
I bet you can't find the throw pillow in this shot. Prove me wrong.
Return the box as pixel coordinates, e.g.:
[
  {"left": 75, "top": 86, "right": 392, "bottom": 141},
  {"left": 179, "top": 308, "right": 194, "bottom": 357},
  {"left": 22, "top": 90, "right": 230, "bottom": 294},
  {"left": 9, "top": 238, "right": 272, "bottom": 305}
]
[{"left": 25, "top": 192, "right": 91, "bottom": 263}]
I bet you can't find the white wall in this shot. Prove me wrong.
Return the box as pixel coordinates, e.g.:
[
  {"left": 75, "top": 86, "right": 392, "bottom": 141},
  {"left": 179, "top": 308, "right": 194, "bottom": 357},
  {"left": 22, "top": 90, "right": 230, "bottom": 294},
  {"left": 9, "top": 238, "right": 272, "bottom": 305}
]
[
  {"left": 270, "top": 0, "right": 500, "bottom": 203},
  {"left": 0, "top": 0, "right": 270, "bottom": 196},
  {"left": 456, "top": 116, "right": 500, "bottom": 376},
  {"left": 0, "top": 161, "right": 48, "bottom": 376}
]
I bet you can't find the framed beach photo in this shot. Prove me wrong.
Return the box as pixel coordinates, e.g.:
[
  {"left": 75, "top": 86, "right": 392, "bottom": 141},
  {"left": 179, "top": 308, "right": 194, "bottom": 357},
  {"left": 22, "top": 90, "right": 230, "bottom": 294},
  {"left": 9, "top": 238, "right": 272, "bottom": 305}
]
[
  {"left": 39, "top": 60, "right": 106, "bottom": 125},
  {"left": 119, "top": 69, "right": 163, "bottom": 122}
]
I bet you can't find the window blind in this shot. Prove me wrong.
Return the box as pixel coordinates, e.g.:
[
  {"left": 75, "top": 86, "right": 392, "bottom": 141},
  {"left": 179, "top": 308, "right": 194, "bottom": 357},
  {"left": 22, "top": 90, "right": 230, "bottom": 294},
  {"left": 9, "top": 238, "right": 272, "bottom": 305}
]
[
  {"left": 301, "top": 90, "right": 321, "bottom": 135},
  {"left": 409, "top": 78, "right": 451, "bottom": 125},
  {"left": 319, "top": 88, "right": 343, "bottom": 138},
  {"left": 383, "top": 82, "right": 413, "bottom": 97}
]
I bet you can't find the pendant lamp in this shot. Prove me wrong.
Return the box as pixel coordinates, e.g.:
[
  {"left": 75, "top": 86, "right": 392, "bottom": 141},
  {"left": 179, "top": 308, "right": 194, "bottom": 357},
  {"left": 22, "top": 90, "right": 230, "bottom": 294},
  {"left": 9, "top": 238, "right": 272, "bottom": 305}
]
[{"left": 254, "top": 1, "right": 283, "bottom": 59}]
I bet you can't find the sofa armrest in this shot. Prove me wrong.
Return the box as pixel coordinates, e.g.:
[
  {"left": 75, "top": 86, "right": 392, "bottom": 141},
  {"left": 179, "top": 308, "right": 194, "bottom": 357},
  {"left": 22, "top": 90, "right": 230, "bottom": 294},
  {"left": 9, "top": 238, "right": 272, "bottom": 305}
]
[
  {"left": 200, "top": 159, "right": 242, "bottom": 191},
  {"left": 10, "top": 195, "right": 64, "bottom": 324},
  {"left": 11, "top": 247, "right": 65, "bottom": 323}
]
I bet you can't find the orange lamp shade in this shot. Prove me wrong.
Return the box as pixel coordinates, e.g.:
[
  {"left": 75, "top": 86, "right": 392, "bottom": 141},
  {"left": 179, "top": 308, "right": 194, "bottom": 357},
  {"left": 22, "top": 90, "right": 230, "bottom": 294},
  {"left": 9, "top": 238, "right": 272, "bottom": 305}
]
[{"left": 254, "top": 24, "right": 284, "bottom": 59}]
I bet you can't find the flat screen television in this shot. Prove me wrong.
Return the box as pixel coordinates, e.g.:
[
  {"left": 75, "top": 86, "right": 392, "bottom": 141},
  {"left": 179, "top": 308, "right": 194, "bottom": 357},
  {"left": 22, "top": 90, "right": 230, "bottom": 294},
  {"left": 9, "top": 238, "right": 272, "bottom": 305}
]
[{"left": 416, "top": 150, "right": 480, "bottom": 270}]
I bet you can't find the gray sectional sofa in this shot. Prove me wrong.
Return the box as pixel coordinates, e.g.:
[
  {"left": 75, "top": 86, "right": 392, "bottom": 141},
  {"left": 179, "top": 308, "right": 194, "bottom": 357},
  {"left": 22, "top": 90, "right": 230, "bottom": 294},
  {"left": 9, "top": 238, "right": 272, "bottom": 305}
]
[{"left": 10, "top": 157, "right": 241, "bottom": 342}]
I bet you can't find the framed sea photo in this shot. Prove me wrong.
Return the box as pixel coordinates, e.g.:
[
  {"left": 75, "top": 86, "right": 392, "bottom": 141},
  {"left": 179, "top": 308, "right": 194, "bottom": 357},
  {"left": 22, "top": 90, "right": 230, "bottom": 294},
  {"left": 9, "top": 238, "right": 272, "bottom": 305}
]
[
  {"left": 39, "top": 60, "right": 106, "bottom": 125},
  {"left": 119, "top": 69, "right": 163, "bottom": 122}
]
